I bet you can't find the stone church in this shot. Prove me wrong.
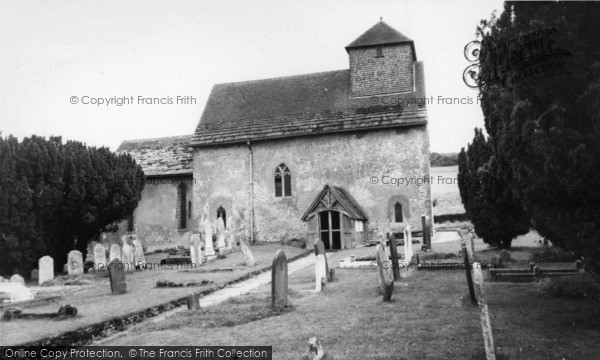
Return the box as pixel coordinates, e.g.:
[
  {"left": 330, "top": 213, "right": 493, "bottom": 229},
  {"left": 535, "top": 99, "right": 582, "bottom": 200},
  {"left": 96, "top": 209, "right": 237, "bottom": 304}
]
[{"left": 117, "top": 20, "right": 433, "bottom": 251}]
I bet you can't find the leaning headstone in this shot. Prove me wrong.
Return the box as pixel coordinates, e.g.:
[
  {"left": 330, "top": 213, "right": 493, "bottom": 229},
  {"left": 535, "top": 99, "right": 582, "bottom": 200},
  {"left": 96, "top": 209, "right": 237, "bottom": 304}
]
[
  {"left": 240, "top": 237, "right": 256, "bottom": 266},
  {"left": 461, "top": 239, "right": 476, "bottom": 304},
  {"left": 38, "top": 256, "right": 54, "bottom": 285},
  {"left": 315, "top": 254, "right": 327, "bottom": 292},
  {"left": 472, "top": 262, "right": 496, "bottom": 360},
  {"left": 131, "top": 239, "right": 146, "bottom": 269},
  {"left": 108, "top": 259, "right": 127, "bottom": 294},
  {"left": 271, "top": 250, "right": 288, "bottom": 310},
  {"left": 388, "top": 235, "right": 400, "bottom": 281},
  {"left": 314, "top": 238, "right": 330, "bottom": 282},
  {"left": 67, "top": 250, "right": 83, "bottom": 276},
  {"left": 375, "top": 244, "right": 394, "bottom": 301},
  {"left": 404, "top": 225, "right": 414, "bottom": 262},
  {"left": 187, "top": 292, "right": 201, "bottom": 310},
  {"left": 121, "top": 244, "right": 134, "bottom": 272},
  {"left": 306, "top": 337, "right": 325, "bottom": 360},
  {"left": 57, "top": 305, "right": 78, "bottom": 317},
  {"left": 190, "top": 233, "right": 202, "bottom": 266},
  {"left": 109, "top": 244, "right": 121, "bottom": 263},
  {"left": 93, "top": 244, "right": 107, "bottom": 270}
]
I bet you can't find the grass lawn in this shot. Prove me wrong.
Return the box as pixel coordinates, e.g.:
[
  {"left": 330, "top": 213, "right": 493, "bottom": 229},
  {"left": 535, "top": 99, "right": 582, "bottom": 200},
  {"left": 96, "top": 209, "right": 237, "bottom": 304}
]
[
  {"left": 0, "top": 243, "right": 305, "bottom": 346},
  {"left": 103, "top": 234, "right": 600, "bottom": 359}
]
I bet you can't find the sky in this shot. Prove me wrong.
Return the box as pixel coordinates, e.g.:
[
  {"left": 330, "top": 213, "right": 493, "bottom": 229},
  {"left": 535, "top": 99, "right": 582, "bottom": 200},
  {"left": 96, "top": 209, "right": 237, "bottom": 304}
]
[{"left": 0, "top": 0, "right": 505, "bottom": 153}]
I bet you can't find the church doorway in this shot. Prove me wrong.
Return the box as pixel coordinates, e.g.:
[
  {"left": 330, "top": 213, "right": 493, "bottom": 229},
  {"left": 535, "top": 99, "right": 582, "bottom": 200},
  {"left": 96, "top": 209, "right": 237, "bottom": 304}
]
[{"left": 319, "top": 210, "right": 342, "bottom": 250}]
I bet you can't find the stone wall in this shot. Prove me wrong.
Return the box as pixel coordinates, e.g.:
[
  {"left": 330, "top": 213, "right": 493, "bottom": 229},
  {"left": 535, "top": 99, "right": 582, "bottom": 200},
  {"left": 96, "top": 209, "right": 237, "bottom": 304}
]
[
  {"left": 192, "top": 126, "right": 432, "bottom": 244},
  {"left": 104, "top": 176, "right": 194, "bottom": 252}
]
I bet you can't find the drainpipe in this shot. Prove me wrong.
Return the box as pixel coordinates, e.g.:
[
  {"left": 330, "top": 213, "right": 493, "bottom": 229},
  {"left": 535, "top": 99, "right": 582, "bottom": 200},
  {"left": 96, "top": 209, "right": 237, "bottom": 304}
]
[{"left": 247, "top": 141, "right": 254, "bottom": 243}]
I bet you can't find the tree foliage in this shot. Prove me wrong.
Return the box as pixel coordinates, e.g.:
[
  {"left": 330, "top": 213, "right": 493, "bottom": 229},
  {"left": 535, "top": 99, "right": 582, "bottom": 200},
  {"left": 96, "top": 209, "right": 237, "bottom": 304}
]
[
  {"left": 474, "top": 2, "right": 600, "bottom": 263},
  {"left": 458, "top": 129, "right": 529, "bottom": 248},
  {"left": 0, "top": 135, "right": 144, "bottom": 276}
]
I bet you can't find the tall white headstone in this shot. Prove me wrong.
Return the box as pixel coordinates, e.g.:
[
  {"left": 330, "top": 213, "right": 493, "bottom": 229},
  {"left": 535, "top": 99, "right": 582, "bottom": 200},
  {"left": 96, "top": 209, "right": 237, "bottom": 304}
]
[
  {"left": 109, "top": 244, "right": 121, "bottom": 263},
  {"left": 38, "top": 256, "right": 54, "bottom": 285},
  {"left": 216, "top": 215, "right": 226, "bottom": 250},
  {"left": 404, "top": 225, "right": 413, "bottom": 263},
  {"left": 204, "top": 216, "right": 215, "bottom": 257},
  {"left": 315, "top": 254, "right": 327, "bottom": 292},
  {"left": 121, "top": 243, "right": 134, "bottom": 272},
  {"left": 131, "top": 238, "right": 146, "bottom": 268},
  {"left": 190, "top": 233, "right": 202, "bottom": 266}
]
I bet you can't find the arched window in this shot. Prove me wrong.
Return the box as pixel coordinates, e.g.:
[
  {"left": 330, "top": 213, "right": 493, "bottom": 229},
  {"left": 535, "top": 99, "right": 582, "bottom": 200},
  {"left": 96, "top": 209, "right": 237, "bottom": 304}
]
[
  {"left": 217, "top": 206, "right": 226, "bottom": 228},
  {"left": 394, "top": 202, "right": 403, "bottom": 223},
  {"left": 275, "top": 163, "right": 292, "bottom": 197},
  {"left": 177, "top": 183, "right": 188, "bottom": 229}
]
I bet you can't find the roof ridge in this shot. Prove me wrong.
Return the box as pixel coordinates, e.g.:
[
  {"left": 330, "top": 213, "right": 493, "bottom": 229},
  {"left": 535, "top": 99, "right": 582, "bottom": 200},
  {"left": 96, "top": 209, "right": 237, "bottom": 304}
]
[
  {"left": 213, "top": 69, "right": 349, "bottom": 87},
  {"left": 119, "top": 134, "right": 193, "bottom": 144}
]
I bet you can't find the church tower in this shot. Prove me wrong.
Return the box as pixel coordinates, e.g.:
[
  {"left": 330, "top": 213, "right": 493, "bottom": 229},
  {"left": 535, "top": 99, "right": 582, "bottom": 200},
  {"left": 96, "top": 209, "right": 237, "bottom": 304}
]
[{"left": 346, "top": 20, "right": 417, "bottom": 98}]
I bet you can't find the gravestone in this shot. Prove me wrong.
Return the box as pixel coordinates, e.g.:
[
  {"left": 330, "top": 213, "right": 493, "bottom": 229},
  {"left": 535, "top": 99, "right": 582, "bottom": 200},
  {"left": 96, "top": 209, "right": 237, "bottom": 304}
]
[
  {"left": 240, "top": 236, "right": 256, "bottom": 266},
  {"left": 388, "top": 235, "right": 400, "bottom": 281},
  {"left": 204, "top": 216, "right": 216, "bottom": 257},
  {"left": 469, "top": 228, "right": 476, "bottom": 260},
  {"left": 187, "top": 292, "right": 201, "bottom": 310},
  {"left": 190, "top": 233, "right": 202, "bottom": 266},
  {"left": 93, "top": 244, "right": 107, "bottom": 270},
  {"left": 271, "top": 250, "right": 288, "bottom": 310},
  {"left": 131, "top": 239, "right": 146, "bottom": 268},
  {"left": 216, "top": 215, "right": 226, "bottom": 250},
  {"left": 0, "top": 283, "right": 34, "bottom": 303},
  {"left": 421, "top": 215, "right": 431, "bottom": 250},
  {"left": 313, "top": 238, "right": 330, "bottom": 282},
  {"left": 30, "top": 270, "right": 39, "bottom": 282},
  {"left": 499, "top": 250, "right": 511, "bottom": 262},
  {"left": 109, "top": 244, "right": 121, "bottom": 263},
  {"left": 121, "top": 244, "right": 134, "bottom": 272},
  {"left": 67, "top": 250, "right": 83, "bottom": 276},
  {"left": 9, "top": 274, "right": 25, "bottom": 284},
  {"left": 404, "top": 225, "right": 413, "bottom": 262},
  {"left": 375, "top": 244, "right": 394, "bottom": 301},
  {"left": 0, "top": 276, "right": 5, "bottom": 283},
  {"left": 315, "top": 254, "right": 327, "bottom": 292},
  {"left": 38, "top": 256, "right": 54, "bottom": 285},
  {"left": 108, "top": 259, "right": 127, "bottom": 294}
]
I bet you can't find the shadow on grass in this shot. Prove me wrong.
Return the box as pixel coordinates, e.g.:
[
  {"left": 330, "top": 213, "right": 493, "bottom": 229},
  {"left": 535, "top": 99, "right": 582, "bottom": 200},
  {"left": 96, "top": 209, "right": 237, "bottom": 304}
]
[{"left": 133, "top": 293, "right": 299, "bottom": 333}]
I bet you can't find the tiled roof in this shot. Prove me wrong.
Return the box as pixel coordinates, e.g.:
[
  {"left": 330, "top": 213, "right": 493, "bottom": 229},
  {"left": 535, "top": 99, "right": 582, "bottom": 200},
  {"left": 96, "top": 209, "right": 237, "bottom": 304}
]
[
  {"left": 300, "top": 184, "right": 368, "bottom": 221},
  {"left": 191, "top": 68, "right": 428, "bottom": 147},
  {"left": 116, "top": 135, "right": 193, "bottom": 177},
  {"left": 346, "top": 21, "right": 414, "bottom": 50}
]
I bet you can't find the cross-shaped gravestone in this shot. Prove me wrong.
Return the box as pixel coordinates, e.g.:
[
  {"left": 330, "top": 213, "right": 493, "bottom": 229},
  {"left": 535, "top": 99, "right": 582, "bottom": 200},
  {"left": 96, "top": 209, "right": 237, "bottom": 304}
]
[
  {"left": 38, "top": 256, "right": 54, "bottom": 285},
  {"left": 108, "top": 259, "right": 127, "bottom": 294},
  {"left": 67, "top": 250, "right": 83, "bottom": 276},
  {"left": 271, "top": 250, "right": 288, "bottom": 310}
]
